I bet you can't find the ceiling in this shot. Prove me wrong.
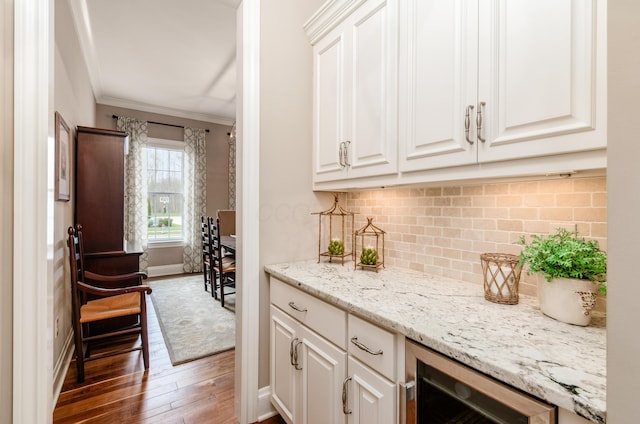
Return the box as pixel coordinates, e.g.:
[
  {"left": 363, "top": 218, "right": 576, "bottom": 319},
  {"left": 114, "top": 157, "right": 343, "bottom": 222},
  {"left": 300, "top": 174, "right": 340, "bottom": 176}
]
[{"left": 69, "top": 0, "right": 240, "bottom": 125}]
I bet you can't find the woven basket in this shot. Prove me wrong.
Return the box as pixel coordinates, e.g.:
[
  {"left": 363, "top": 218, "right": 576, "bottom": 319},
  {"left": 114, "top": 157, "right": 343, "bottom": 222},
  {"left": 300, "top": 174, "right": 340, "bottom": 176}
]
[{"left": 480, "top": 253, "right": 522, "bottom": 305}]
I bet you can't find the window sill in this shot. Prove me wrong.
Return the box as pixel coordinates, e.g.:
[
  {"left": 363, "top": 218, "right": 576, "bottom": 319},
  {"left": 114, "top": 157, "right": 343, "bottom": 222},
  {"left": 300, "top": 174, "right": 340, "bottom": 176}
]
[{"left": 147, "top": 240, "right": 185, "bottom": 249}]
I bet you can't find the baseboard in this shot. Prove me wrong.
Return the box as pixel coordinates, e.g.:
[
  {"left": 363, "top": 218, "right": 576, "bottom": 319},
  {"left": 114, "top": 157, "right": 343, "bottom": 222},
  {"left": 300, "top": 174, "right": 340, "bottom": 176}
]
[
  {"left": 52, "top": 330, "right": 75, "bottom": 409},
  {"left": 147, "top": 263, "right": 184, "bottom": 278},
  {"left": 256, "top": 385, "right": 278, "bottom": 422}
]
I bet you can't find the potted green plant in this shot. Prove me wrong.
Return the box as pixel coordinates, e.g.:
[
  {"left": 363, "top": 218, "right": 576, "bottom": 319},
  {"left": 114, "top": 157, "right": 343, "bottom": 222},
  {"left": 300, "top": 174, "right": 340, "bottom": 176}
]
[{"left": 516, "top": 228, "right": 607, "bottom": 326}]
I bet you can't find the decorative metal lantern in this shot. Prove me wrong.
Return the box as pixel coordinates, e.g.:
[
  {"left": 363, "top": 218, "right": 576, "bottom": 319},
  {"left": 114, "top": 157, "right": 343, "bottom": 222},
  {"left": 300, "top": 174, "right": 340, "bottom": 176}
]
[
  {"left": 313, "top": 194, "right": 355, "bottom": 265},
  {"left": 354, "top": 217, "right": 385, "bottom": 272}
]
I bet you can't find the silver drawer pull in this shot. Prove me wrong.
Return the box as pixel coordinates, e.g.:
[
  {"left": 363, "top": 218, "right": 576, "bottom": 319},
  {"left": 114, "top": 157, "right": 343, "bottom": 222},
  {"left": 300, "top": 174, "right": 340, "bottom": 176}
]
[
  {"left": 288, "top": 301, "right": 308, "bottom": 313},
  {"left": 350, "top": 336, "right": 383, "bottom": 355}
]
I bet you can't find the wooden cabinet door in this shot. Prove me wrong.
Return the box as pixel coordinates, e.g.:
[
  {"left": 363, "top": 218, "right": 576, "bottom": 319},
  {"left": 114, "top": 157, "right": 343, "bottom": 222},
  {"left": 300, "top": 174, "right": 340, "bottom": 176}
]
[
  {"left": 347, "top": 357, "right": 396, "bottom": 424},
  {"left": 270, "top": 306, "right": 298, "bottom": 424},
  {"left": 298, "top": 324, "right": 347, "bottom": 424},
  {"left": 75, "top": 126, "right": 128, "bottom": 253},
  {"left": 398, "top": 0, "right": 478, "bottom": 172},
  {"left": 477, "top": 0, "right": 605, "bottom": 163}
]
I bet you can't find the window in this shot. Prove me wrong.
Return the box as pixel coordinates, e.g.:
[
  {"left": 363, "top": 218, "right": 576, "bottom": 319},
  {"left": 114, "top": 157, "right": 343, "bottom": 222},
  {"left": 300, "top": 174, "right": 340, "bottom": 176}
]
[{"left": 144, "top": 138, "right": 184, "bottom": 242}]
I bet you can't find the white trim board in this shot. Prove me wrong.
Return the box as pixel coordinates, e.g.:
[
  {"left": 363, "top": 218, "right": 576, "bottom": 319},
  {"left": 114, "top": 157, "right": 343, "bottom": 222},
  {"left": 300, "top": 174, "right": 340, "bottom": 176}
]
[{"left": 146, "top": 264, "right": 185, "bottom": 278}]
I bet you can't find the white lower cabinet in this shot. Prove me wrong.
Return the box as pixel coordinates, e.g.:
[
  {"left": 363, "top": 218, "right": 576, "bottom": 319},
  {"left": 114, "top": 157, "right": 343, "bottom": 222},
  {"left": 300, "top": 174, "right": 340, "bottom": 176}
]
[
  {"left": 270, "top": 305, "right": 347, "bottom": 424},
  {"left": 346, "top": 356, "right": 396, "bottom": 424},
  {"left": 270, "top": 277, "right": 398, "bottom": 424}
]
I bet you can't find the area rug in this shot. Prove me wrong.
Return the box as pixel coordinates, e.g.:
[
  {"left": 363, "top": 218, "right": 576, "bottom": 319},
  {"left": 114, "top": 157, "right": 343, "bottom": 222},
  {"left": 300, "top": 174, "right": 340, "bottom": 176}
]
[{"left": 149, "top": 274, "right": 235, "bottom": 365}]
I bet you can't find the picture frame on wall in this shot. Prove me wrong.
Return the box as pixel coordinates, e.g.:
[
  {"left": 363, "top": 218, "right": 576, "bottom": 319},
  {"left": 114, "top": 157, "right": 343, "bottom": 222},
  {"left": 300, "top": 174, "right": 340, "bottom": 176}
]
[{"left": 55, "top": 111, "right": 71, "bottom": 201}]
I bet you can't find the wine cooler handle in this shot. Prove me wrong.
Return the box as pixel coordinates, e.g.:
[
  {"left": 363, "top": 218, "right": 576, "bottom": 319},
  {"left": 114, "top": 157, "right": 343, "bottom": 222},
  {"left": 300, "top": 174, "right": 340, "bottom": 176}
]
[{"left": 399, "top": 380, "right": 416, "bottom": 424}]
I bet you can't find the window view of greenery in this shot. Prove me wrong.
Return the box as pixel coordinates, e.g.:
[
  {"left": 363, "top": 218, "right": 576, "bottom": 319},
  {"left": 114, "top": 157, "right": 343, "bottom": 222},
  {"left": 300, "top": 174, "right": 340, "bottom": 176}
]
[{"left": 145, "top": 146, "right": 184, "bottom": 241}]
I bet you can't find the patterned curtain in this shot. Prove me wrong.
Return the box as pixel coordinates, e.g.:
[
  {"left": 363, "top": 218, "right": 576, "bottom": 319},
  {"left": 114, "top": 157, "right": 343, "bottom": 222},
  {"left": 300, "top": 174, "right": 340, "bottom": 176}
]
[
  {"left": 228, "top": 122, "right": 236, "bottom": 209},
  {"left": 116, "top": 117, "right": 149, "bottom": 272},
  {"left": 183, "top": 127, "right": 207, "bottom": 273}
]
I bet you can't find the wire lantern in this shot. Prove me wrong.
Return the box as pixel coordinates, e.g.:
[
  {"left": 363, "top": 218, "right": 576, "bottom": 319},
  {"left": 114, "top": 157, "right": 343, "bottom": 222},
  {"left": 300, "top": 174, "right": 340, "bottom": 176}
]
[
  {"left": 354, "top": 217, "right": 385, "bottom": 272},
  {"left": 312, "top": 194, "right": 355, "bottom": 265}
]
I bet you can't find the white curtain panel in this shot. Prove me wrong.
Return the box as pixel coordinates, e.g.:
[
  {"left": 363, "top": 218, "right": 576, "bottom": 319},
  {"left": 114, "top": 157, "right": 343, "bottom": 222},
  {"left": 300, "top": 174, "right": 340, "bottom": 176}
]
[
  {"left": 228, "top": 123, "right": 236, "bottom": 209},
  {"left": 116, "top": 116, "right": 150, "bottom": 272},
  {"left": 183, "top": 126, "right": 207, "bottom": 273}
]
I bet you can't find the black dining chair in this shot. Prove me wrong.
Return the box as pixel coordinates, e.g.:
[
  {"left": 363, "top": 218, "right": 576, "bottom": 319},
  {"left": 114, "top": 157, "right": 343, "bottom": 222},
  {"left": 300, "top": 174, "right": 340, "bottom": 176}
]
[{"left": 210, "top": 217, "right": 236, "bottom": 307}]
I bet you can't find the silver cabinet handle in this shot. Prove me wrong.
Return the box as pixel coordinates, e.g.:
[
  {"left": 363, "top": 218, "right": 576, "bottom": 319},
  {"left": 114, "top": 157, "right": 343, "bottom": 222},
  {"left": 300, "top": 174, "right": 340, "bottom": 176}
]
[
  {"left": 476, "top": 101, "right": 486, "bottom": 143},
  {"left": 288, "top": 301, "right": 307, "bottom": 313},
  {"left": 350, "top": 336, "right": 383, "bottom": 355},
  {"left": 339, "top": 141, "right": 345, "bottom": 167},
  {"left": 289, "top": 337, "right": 302, "bottom": 370},
  {"left": 342, "top": 376, "right": 352, "bottom": 415},
  {"left": 289, "top": 337, "right": 298, "bottom": 367},
  {"left": 343, "top": 140, "right": 351, "bottom": 167},
  {"left": 464, "top": 105, "right": 475, "bottom": 145}
]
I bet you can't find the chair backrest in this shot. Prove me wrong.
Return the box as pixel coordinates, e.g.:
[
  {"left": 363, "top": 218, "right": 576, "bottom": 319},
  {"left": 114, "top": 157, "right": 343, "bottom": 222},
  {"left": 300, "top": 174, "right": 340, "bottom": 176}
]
[
  {"left": 209, "top": 217, "right": 228, "bottom": 270},
  {"left": 201, "top": 216, "right": 212, "bottom": 259},
  {"left": 216, "top": 209, "right": 235, "bottom": 236},
  {"left": 67, "top": 224, "right": 87, "bottom": 321}
]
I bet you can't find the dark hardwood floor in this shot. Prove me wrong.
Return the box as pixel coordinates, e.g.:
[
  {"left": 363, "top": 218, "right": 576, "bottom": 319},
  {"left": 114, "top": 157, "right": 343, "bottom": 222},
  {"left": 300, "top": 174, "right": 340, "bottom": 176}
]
[{"left": 53, "top": 283, "right": 284, "bottom": 424}]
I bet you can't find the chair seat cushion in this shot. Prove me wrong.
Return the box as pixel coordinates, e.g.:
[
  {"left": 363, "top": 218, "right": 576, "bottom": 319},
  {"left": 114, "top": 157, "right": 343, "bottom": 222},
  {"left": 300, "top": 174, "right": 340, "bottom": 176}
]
[{"left": 80, "top": 292, "right": 141, "bottom": 323}]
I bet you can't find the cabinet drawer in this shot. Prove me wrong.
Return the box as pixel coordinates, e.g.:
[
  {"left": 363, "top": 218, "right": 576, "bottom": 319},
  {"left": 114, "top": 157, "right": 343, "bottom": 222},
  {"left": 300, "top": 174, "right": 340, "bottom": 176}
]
[
  {"left": 271, "top": 277, "right": 347, "bottom": 349},
  {"left": 348, "top": 314, "right": 396, "bottom": 381}
]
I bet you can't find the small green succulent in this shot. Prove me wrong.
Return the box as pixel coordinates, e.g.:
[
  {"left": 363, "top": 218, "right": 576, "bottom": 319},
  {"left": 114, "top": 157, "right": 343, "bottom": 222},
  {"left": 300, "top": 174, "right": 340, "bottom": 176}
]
[
  {"left": 328, "top": 239, "right": 344, "bottom": 255},
  {"left": 360, "top": 248, "right": 378, "bottom": 266}
]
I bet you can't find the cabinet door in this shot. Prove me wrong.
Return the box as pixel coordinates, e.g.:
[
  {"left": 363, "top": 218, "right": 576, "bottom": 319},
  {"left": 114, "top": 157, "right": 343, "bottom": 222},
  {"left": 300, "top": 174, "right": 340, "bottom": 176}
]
[
  {"left": 478, "top": 0, "right": 605, "bottom": 162},
  {"left": 298, "top": 324, "right": 347, "bottom": 424},
  {"left": 345, "top": 0, "right": 398, "bottom": 180},
  {"left": 270, "top": 306, "right": 298, "bottom": 423},
  {"left": 398, "top": 0, "right": 478, "bottom": 171},
  {"left": 312, "top": 0, "right": 398, "bottom": 184},
  {"left": 347, "top": 357, "right": 396, "bottom": 424},
  {"left": 313, "top": 24, "right": 349, "bottom": 183}
]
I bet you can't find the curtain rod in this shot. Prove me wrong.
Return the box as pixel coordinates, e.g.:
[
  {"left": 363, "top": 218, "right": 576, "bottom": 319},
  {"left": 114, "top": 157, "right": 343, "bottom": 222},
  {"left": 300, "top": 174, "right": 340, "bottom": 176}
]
[{"left": 111, "top": 114, "right": 210, "bottom": 133}]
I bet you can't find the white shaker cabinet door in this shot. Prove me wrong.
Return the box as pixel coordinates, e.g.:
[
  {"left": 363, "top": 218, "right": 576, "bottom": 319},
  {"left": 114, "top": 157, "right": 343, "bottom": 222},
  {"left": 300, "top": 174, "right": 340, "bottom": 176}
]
[
  {"left": 270, "top": 306, "right": 298, "bottom": 424},
  {"left": 477, "top": 0, "right": 606, "bottom": 163},
  {"left": 345, "top": 0, "right": 398, "bottom": 180},
  {"left": 312, "top": 0, "right": 398, "bottom": 184},
  {"left": 297, "top": 324, "right": 347, "bottom": 424},
  {"left": 313, "top": 25, "right": 348, "bottom": 183},
  {"left": 346, "top": 356, "right": 396, "bottom": 424},
  {"left": 399, "top": 0, "right": 605, "bottom": 172},
  {"left": 399, "top": 0, "right": 479, "bottom": 172}
]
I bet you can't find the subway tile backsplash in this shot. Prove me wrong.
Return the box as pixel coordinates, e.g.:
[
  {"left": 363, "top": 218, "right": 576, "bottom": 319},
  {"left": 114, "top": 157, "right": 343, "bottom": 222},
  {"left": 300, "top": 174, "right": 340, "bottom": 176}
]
[{"left": 345, "top": 176, "right": 607, "bottom": 298}]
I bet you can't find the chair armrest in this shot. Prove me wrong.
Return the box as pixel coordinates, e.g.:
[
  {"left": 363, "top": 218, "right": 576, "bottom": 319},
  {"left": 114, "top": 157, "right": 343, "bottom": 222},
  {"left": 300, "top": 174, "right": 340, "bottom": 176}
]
[
  {"left": 77, "top": 281, "right": 152, "bottom": 297},
  {"left": 84, "top": 270, "right": 148, "bottom": 285}
]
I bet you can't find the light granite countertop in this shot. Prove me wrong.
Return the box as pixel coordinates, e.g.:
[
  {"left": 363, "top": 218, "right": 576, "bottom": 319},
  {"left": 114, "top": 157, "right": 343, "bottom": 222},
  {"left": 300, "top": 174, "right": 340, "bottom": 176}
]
[{"left": 264, "top": 260, "right": 606, "bottom": 424}]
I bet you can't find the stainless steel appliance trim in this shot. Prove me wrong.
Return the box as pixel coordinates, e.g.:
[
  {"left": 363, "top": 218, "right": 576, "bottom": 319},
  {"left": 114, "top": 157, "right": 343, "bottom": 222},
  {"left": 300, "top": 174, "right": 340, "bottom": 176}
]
[{"left": 404, "top": 339, "right": 556, "bottom": 423}]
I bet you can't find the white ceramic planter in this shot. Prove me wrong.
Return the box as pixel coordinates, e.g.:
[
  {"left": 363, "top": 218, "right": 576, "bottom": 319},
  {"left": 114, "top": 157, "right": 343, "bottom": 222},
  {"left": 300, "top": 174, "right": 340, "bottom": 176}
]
[{"left": 537, "top": 275, "right": 599, "bottom": 326}]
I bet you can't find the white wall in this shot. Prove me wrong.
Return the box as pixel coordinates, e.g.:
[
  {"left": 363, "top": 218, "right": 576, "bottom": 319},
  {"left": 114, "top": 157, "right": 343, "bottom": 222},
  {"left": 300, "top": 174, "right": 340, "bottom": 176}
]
[
  {"left": 257, "top": 0, "right": 327, "bottom": 389},
  {"left": 607, "top": 0, "right": 640, "bottom": 421},
  {"left": 52, "top": 0, "right": 97, "bottom": 397},
  {"left": 0, "top": 1, "right": 14, "bottom": 422}
]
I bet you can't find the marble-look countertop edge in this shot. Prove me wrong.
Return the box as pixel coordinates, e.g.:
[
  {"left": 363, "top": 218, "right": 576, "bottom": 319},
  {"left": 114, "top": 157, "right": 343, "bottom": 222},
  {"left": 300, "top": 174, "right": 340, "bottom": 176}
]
[{"left": 264, "top": 260, "right": 607, "bottom": 424}]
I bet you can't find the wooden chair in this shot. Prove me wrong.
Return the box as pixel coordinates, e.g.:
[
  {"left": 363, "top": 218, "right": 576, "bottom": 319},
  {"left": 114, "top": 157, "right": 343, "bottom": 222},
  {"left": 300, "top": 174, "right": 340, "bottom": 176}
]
[
  {"left": 201, "top": 216, "right": 214, "bottom": 295},
  {"left": 210, "top": 217, "right": 236, "bottom": 307},
  {"left": 67, "top": 224, "right": 152, "bottom": 382}
]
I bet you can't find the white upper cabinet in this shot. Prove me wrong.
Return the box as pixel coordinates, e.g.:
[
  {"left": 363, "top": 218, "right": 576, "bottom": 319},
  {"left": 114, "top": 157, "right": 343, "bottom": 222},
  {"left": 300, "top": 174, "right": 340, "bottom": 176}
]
[
  {"left": 400, "top": 0, "right": 606, "bottom": 172},
  {"left": 309, "top": 0, "right": 398, "bottom": 184},
  {"left": 398, "top": 0, "right": 478, "bottom": 171}
]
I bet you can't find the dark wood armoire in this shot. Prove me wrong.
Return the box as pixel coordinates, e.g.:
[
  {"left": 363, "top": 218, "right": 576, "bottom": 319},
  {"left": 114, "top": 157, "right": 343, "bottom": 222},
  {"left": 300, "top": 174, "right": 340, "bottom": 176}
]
[{"left": 75, "top": 126, "right": 142, "bottom": 332}]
